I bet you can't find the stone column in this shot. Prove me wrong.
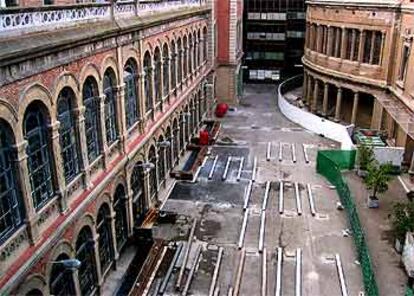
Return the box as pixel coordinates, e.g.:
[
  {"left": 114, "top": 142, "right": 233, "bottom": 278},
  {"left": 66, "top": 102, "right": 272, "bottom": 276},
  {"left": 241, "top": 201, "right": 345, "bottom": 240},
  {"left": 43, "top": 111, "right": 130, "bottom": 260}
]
[
  {"left": 334, "top": 28, "right": 340, "bottom": 57},
  {"left": 92, "top": 232, "right": 103, "bottom": 290},
  {"left": 340, "top": 27, "right": 347, "bottom": 59},
  {"left": 334, "top": 87, "right": 343, "bottom": 122},
  {"left": 350, "top": 29, "right": 356, "bottom": 60},
  {"left": 358, "top": 30, "right": 365, "bottom": 64},
  {"left": 303, "top": 72, "right": 308, "bottom": 102},
  {"left": 312, "top": 80, "right": 319, "bottom": 112},
  {"left": 98, "top": 95, "right": 109, "bottom": 169},
  {"left": 74, "top": 106, "right": 91, "bottom": 189},
  {"left": 14, "top": 141, "right": 39, "bottom": 244},
  {"left": 174, "top": 126, "right": 181, "bottom": 164},
  {"left": 351, "top": 91, "right": 360, "bottom": 125},
  {"left": 109, "top": 208, "right": 120, "bottom": 263},
  {"left": 142, "top": 168, "right": 152, "bottom": 210},
  {"left": 125, "top": 177, "right": 135, "bottom": 237},
  {"left": 306, "top": 76, "right": 312, "bottom": 106},
  {"left": 326, "top": 26, "right": 332, "bottom": 56},
  {"left": 316, "top": 25, "right": 322, "bottom": 52},
  {"left": 151, "top": 65, "right": 157, "bottom": 113},
  {"left": 369, "top": 32, "right": 376, "bottom": 64},
  {"left": 159, "top": 59, "right": 165, "bottom": 112},
  {"left": 49, "top": 121, "right": 67, "bottom": 213},
  {"left": 379, "top": 31, "right": 386, "bottom": 65},
  {"left": 71, "top": 269, "right": 82, "bottom": 296},
  {"left": 322, "top": 82, "right": 329, "bottom": 116},
  {"left": 115, "top": 84, "right": 127, "bottom": 154}
]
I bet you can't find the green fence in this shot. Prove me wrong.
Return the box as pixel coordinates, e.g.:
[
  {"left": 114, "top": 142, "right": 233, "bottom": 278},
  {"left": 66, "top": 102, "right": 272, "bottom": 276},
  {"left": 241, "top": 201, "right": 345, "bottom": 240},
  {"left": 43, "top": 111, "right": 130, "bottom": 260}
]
[
  {"left": 406, "top": 287, "right": 414, "bottom": 296},
  {"left": 316, "top": 150, "right": 379, "bottom": 296}
]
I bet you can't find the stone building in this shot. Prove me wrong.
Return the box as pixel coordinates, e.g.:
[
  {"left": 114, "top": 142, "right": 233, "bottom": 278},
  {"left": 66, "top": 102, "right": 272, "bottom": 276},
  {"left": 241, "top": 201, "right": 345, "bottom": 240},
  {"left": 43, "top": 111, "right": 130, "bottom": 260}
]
[
  {"left": 0, "top": 0, "right": 234, "bottom": 294},
  {"left": 303, "top": 0, "right": 414, "bottom": 165}
]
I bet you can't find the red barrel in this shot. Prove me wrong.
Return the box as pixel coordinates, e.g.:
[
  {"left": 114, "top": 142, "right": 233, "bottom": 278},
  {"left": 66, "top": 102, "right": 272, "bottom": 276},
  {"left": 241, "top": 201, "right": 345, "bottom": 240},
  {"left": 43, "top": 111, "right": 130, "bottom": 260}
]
[
  {"left": 199, "top": 130, "right": 209, "bottom": 145},
  {"left": 215, "top": 103, "right": 229, "bottom": 118}
]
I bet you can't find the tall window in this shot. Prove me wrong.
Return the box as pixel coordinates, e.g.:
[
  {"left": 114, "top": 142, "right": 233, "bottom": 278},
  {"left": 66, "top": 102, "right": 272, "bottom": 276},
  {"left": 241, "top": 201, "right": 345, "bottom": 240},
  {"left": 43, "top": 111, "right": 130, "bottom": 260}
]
[
  {"left": 171, "top": 40, "right": 177, "bottom": 91},
  {"left": 188, "top": 34, "right": 193, "bottom": 74},
  {"left": 57, "top": 88, "right": 80, "bottom": 183},
  {"left": 183, "top": 36, "right": 188, "bottom": 78},
  {"left": 353, "top": 30, "right": 360, "bottom": 61},
  {"left": 177, "top": 38, "right": 183, "bottom": 84},
  {"left": 372, "top": 31, "right": 383, "bottom": 65},
  {"left": 154, "top": 48, "right": 162, "bottom": 104},
  {"left": 97, "top": 204, "right": 113, "bottom": 274},
  {"left": 75, "top": 226, "right": 97, "bottom": 296},
  {"left": 24, "top": 104, "right": 54, "bottom": 210},
  {"left": 162, "top": 44, "right": 170, "bottom": 98},
  {"left": 400, "top": 44, "right": 410, "bottom": 81},
  {"left": 103, "top": 69, "right": 118, "bottom": 145},
  {"left": 83, "top": 77, "right": 100, "bottom": 162},
  {"left": 148, "top": 146, "right": 157, "bottom": 198},
  {"left": 197, "top": 30, "right": 201, "bottom": 67},
  {"left": 203, "top": 27, "right": 208, "bottom": 62},
  {"left": 157, "top": 136, "right": 166, "bottom": 185},
  {"left": 124, "top": 60, "right": 139, "bottom": 129},
  {"left": 0, "top": 121, "right": 24, "bottom": 243},
  {"left": 114, "top": 185, "right": 128, "bottom": 250},
  {"left": 144, "top": 51, "right": 154, "bottom": 114},
  {"left": 131, "top": 163, "right": 146, "bottom": 225},
  {"left": 49, "top": 254, "right": 76, "bottom": 296}
]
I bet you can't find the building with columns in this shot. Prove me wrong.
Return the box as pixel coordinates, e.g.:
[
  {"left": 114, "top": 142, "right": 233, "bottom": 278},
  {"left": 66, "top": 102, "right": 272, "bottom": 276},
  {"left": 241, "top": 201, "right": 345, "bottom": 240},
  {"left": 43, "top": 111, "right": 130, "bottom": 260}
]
[
  {"left": 0, "top": 0, "right": 220, "bottom": 294},
  {"left": 303, "top": 0, "right": 414, "bottom": 166}
]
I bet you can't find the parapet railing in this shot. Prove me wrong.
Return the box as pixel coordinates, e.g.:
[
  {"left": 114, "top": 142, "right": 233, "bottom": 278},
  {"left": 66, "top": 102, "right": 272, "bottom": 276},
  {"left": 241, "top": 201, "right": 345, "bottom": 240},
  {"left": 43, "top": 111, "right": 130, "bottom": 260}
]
[{"left": 0, "top": 0, "right": 206, "bottom": 36}]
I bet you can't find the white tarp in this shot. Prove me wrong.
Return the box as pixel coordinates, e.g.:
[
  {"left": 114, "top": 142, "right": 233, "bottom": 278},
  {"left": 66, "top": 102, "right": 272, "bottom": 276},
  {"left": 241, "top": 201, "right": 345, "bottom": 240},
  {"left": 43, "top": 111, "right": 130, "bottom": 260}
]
[{"left": 403, "top": 232, "right": 414, "bottom": 277}]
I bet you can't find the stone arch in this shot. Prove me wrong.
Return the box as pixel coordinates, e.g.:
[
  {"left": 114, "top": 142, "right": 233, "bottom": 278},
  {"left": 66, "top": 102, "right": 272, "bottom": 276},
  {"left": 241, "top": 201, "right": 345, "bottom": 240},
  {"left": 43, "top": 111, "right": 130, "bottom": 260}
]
[
  {"left": 52, "top": 72, "right": 81, "bottom": 109},
  {"left": 94, "top": 193, "right": 113, "bottom": 218},
  {"left": 0, "top": 98, "right": 19, "bottom": 138},
  {"left": 101, "top": 55, "right": 119, "bottom": 85},
  {"left": 123, "top": 50, "right": 140, "bottom": 70},
  {"left": 44, "top": 240, "right": 75, "bottom": 283},
  {"left": 127, "top": 151, "right": 146, "bottom": 177},
  {"left": 71, "top": 213, "right": 96, "bottom": 246},
  {"left": 143, "top": 42, "right": 155, "bottom": 57},
  {"left": 79, "top": 63, "right": 103, "bottom": 96},
  {"left": 110, "top": 175, "right": 127, "bottom": 198},
  {"left": 19, "top": 83, "right": 54, "bottom": 124},
  {"left": 15, "top": 274, "right": 47, "bottom": 296}
]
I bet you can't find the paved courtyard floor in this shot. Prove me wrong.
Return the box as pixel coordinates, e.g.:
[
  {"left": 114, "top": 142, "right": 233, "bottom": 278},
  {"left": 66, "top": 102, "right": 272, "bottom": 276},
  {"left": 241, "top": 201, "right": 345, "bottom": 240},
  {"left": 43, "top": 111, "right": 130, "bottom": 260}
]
[{"left": 150, "top": 84, "right": 364, "bottom": 296}]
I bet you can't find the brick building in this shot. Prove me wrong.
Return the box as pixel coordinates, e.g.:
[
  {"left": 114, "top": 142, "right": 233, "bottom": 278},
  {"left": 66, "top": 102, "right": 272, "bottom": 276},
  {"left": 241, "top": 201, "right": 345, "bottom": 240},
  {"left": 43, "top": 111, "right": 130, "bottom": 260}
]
[
  {"left": 0, "top": 0, "right": 245, "bottom": 294},
  {"left": 303, "top": 0, "right": 414, "bottom": 167}
]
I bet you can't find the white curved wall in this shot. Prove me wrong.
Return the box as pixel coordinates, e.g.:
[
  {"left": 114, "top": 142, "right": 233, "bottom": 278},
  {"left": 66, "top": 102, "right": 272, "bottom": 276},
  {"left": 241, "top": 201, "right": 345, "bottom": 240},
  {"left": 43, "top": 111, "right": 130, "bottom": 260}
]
[{"left": 278, "top": 76, "right": 355, "bottom": 150}]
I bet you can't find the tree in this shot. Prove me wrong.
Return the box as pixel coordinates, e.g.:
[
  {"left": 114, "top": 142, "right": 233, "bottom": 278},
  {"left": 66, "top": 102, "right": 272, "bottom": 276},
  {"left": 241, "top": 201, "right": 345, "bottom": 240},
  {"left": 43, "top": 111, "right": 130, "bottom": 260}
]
[
  {"left": 364, "top": 161, "right": 393, "bottom": 199},
  {"left": 392, "top": 202, "right": 414, "bottom": 243},
  {"left": 357, "top": 144, "right": 374, "bottom": 171}
]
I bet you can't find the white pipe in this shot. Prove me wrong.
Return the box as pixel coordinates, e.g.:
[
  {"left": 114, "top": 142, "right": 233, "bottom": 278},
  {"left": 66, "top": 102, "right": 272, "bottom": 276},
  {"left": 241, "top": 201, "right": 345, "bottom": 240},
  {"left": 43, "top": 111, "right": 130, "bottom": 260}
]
[
  {"left": 243, "top": 181, "right": 253, "bottom": 210},
  {"left": 208, "top": 155, "right": 219, "bottom": 179},
  {"left": 259, "top": 211, "right": 266, "bottom": 253},
  {"left": 261, "top": 249, "right": 267, "bottom": 296},
  {"left": 398, "top": 176, "right": 410, "bottom": 193},
  {"left": 302, "top": 144, "right": 310, "bottom": 164},
  {"left": 307, "top": 184, "right": 316, "bottom": 216},
  {"left": 252, "top": 157, "right": 257, "bottom": 182},
  {"left": 335, "top": 254, "right": 349, "bottom": 296},
  {"left": 228, "top": 287, "right": 234, "bottom": 296},
  {"left": 291, "top": 143, "right": 296, "bottom": 163},
  {"left": 262, "top": 181, "right": 271, "bottom": 211},
  {"left": 266, "top": 142, "right": 271, "bottom": 161},
  {"left": 176, "top": 219, "right": 197, "bottom": 289},
  {"left": 294, "top": 182, "right": 302, "bottom": 216},
  {"left": 238, "top": 209, "right": 249, "bottom": 249},
  {"left": 278, "top": 142, "right": 283, "bottom": 162},
  {"left": 192, "top": 166, "right": 202, "bottom": 182},
  {"left": 295, "top": 248, "right": 302, "bottom": 296},
  {"left": 222, "top": 156, "right": 232, "bottom": 180},
  {"left": 237, "top": 157, "right": 245, "bottom": 181},
  {"left": 233, "top": 249, "right": 246, "bottom": 296},
  {"left": 213, "top": 287, "right": 220, "bottom": 296},
  {"left": 208, "top": 247, "right": 224, "bottom": 296},
  {"left": 275, "top": 247, "right": 283, "bottom": 296},
  {"left": 182, "top": 245, "right": 202, "bottom": 296},
  {"left": 279, "top": 181, "right": 284, "bottom": 214}
]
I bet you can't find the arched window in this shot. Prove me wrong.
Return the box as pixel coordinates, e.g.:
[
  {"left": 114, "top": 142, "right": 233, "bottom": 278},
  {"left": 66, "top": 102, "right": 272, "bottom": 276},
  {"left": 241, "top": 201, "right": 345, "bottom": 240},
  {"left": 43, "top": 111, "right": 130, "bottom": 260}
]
[
  {"left": 0, "top": 121, "right": 24, "bottom": 243},
  {"left": 172, "top": 120, "right": 180, "bottom": 164},
  {"left": 148, "top": 146, "right": 157, "bottom": 198},
  {"left": 83, "top": 77, "right": 100, "bottom": 162},
  {"left": 124, "top": 60, "right": 139, "bottom": 129},
  {"left": 131, "top": 163, "right": 146, "bottom": 225},
  {"left": 24, "top": 103, "right": 54, "bottom": 210},
  {"left": 179, "top": 112, "right": 186, "bottom": 151},
  {"left": 197, "top": 30, "right": 201, "bottom": 67},
  {"left": 57, "top": 87, "right": 80, "bottom": 183},
  {"left": 113, "top": 185, "right": 128, "bottom": 250},
  {"left": 177, "top": 38, "right": 183, "bottom": 85},
  {"left": 203, "top": 27, "right": 208, "bottom": 63},
  {"left": 183, "top": 36, "right": 188, "bottom": 78},
  {"left": 162, "top": 44, "right": 170, "bottom": 98},
  {"left": 165, "top": 127, "right": 172, "bottom": 172},
  {"left": 76, "top": 226, "right": 97, "bottom": 296},
  {"left": 49, "top": 253, "right": 76, "bottom": 296},
  {"left": 198, "top": 89, "right": 203, "bottom": 122},
  {"left": 143, "top": 51, "right": 153, "bottom": 114},
  {"left": 103, "top": 69, "right": 118, "bottom": 145},
  {"left": 188, "top": 34, "right": 193, "bottom": 74},
  {"left": 170, "top": 40, "right": 177, "bottom": 91},
  {"left": 154, "top": 48, "right": 162, "bottom": 105},
  {"left": 96, "top": 204, "right": 113, "bottom": 274},
  {"left": 157, "top": 135, "right": 166, "bottom": 186}
]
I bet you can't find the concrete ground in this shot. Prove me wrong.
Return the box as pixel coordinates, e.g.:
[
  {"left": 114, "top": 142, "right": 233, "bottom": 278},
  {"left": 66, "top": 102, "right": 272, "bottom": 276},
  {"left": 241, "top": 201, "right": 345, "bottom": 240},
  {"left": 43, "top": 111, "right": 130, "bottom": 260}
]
[
  {"left": 345, "top": 172, "right": 408, "bottom": 296},
  {"left": 150, "top": 84, "right": 364, "bottom": 296}
]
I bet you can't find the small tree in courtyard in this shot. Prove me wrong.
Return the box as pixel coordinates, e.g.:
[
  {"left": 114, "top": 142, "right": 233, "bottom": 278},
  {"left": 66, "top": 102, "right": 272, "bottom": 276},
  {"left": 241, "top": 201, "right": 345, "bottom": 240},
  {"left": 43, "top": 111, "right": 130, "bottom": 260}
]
[
  {"left": 364, "top": 161, "right": 393, "bottom": 207},
  {"left": 357, "top": 144, "right": 374, "bottom": 176},
  {"left": 391, "top": 201, "right": 414, "bottom": 251}
]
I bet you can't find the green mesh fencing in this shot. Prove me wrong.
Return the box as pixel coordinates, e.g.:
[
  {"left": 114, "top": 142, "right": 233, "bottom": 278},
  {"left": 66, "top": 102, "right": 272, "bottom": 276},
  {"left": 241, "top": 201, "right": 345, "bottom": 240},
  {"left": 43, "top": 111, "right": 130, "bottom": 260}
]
[
  {"left": 406, "top": 287, "right": 414, "bottom": 296},
  {"left": 317, "top": 150, "right": 379, "bottom": 296}
]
